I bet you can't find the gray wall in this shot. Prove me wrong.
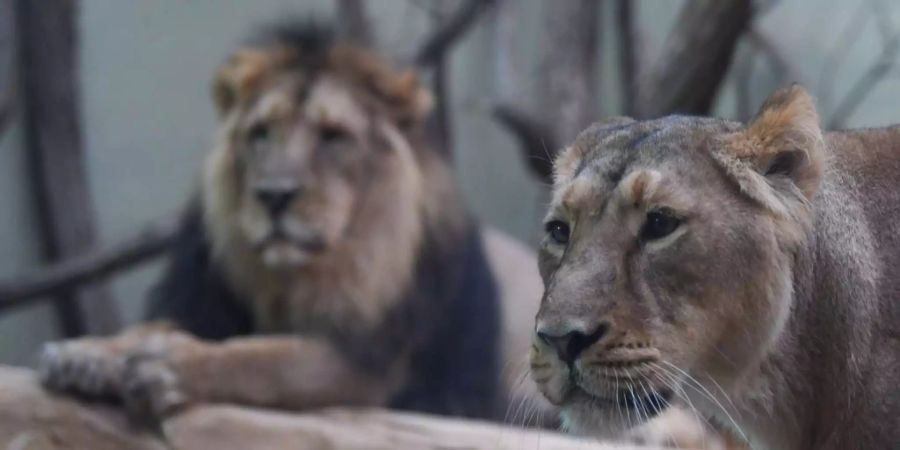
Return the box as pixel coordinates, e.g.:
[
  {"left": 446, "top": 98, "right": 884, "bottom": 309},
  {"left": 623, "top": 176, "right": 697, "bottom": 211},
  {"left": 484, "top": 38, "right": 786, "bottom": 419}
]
[{"left": 2, "top": 0, "right": 899, "bottom": 364}]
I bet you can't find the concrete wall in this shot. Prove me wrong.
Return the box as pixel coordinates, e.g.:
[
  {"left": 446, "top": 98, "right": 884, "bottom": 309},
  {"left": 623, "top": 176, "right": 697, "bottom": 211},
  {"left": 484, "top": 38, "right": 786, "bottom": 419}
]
[{"left": 2, "top": 0, "right": 899, "bottom": 364}]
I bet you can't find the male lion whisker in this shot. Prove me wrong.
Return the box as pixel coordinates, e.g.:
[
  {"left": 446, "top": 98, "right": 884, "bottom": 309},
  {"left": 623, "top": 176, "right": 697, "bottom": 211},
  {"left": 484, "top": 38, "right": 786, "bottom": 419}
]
[{"left": 659, "top": 360, "right": 748, "bottom": 442}]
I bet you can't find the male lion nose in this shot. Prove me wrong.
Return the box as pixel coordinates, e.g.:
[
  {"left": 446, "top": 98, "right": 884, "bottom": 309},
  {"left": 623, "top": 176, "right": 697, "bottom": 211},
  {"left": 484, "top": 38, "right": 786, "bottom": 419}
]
[
  {"left": 537, "top": 323, "right": 607, "bottom": 365},
  {"left": 255, "top": 186, "right": 298, "bottom": 217}
]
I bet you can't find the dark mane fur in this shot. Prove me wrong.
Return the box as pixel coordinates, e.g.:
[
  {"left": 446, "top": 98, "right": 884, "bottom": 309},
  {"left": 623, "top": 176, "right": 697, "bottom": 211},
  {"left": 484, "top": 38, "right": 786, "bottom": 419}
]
[{"left": 146, "top": 200, "right": 501, "bottom": 418}]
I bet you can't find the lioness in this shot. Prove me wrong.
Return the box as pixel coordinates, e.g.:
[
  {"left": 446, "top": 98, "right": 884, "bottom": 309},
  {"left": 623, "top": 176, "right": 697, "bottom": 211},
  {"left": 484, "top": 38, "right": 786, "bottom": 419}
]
[
  {"left": 529, "top": 86, "right": 899, "bottom": 449},
  {"left": 38, "top": 21, "right": 523, "bottom": 421}
]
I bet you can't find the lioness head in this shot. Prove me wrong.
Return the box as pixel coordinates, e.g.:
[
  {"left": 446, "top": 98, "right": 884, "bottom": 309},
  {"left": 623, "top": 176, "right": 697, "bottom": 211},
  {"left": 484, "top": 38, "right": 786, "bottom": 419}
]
[
  {"left": 530, "top": 86, "right": 824, "bottom": 437},
  {"left": 203, "top": 23, "right": 433, "bottom": 269}
]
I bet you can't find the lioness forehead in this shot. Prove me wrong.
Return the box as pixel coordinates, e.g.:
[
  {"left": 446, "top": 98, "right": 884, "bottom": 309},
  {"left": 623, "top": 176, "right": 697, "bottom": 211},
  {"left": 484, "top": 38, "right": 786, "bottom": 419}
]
[{"left": 553, "top": 116, "right": 740, "bottom": 211}]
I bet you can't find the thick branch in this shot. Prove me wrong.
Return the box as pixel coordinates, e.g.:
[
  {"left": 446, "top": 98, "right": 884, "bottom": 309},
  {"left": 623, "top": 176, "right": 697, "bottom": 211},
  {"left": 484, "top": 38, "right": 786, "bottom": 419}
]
[
  {"left": 18, "top": 0, "right": 121, "bottom": 335},
  {"left": 335, "top": 0, "right": 373, "bottom": 47},
  {"left": 635, "top": 0, "right": 753, "bottom": 118},
  {"left": 413, "top": 0, "right": 496, "bottom": 66},
  {"left": 0, "top": 215, "right": 179, "bottom": 312},
  {"left": 492, "top": 104, "right": 558, "bottom": 181}
]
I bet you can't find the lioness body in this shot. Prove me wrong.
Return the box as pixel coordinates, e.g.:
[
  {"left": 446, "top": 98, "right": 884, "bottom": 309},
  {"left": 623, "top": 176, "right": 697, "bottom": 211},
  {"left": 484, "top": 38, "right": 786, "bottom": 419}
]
[{"left": 529, "top": 87, "right": 899, "bottom": 449}]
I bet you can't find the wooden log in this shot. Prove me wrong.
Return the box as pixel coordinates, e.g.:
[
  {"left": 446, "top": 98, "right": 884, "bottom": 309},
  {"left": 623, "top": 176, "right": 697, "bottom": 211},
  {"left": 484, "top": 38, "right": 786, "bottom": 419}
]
[
  {"left": 16, "top": 0, "right": 119, "bottom": 335},
  {"left": 0, "top": 365, "right": 675, "bottom": 450},
  {"left": 0, "top": 366, "right": 166, "bottom": 450}
]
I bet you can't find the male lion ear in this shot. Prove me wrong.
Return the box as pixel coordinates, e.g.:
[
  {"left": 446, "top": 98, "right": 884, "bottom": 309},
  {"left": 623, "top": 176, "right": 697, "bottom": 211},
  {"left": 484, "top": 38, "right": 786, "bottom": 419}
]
[
  {"left": 721, "top": 85, "right": 825, "bottom": 205},
  {"left": 211, "top": 49, "right": 274, "bottom": 117}
]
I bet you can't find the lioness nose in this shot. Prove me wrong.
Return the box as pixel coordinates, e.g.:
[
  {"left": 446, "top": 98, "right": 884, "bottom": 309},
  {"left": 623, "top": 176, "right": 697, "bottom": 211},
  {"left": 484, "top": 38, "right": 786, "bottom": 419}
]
[
  {"left": 537, "top": 323, "right": 607, "bottom": 365},
  {"left": 255, "top": 187, "right": 298, "bottom": 217}
]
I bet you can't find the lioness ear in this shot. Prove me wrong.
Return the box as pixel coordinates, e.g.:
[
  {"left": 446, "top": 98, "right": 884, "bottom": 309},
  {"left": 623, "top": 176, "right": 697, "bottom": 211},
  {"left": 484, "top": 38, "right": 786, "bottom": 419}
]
[
  {"left": 720, "top": 86, "right": 824, "bottom": 208},
  {"left": 746, "top": 85, "right": 824, "bottom": 199},
  {"left": 211, "top": 49, "right": 274, "bottom": 117}
]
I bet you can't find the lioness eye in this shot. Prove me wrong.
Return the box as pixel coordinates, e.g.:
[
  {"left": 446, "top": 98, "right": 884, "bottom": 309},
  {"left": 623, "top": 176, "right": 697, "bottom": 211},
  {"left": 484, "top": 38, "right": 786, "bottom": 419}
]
[
  {"left": 545, "top": 220, "right": 570, "bottom": 245},
  {"left": 641, "top": 210, "right": 681, "bottom": 240}
]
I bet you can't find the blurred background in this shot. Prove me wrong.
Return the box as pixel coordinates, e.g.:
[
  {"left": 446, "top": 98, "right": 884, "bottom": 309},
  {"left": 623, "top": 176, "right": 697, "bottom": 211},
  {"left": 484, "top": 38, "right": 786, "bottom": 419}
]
[{"left": 1, "top": 0, "right": 899, "bottom": 365}]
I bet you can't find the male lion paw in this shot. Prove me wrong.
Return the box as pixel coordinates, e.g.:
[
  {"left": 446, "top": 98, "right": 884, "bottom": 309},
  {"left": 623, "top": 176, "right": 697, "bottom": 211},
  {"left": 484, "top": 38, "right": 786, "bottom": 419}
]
[
  {"left": 38, "top": 340, "right": 127, "bottom": 399},
  {"left": 120, "top": 352, "right": 188, "bottom": 421}
]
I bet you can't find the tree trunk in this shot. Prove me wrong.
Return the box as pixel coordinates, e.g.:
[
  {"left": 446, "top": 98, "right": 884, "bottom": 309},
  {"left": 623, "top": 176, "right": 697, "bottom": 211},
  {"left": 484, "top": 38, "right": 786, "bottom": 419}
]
[
  {"left": 537, "top": 0, "right": 600, "bottom": 146},
  {"left": 17, "top": 0, "right": 119, "bottom": 336},
  {"left": 634, "top": 0, "right": 753, "bottom": 118}
]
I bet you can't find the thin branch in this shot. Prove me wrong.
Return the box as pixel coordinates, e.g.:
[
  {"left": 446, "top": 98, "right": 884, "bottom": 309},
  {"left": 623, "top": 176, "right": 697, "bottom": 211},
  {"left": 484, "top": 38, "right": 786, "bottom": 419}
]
[
  {"left": 614, "top": 0, "right": 639, "bottom": 115},
  {"left": 816, "top": 1, "right": 870, "bottom": 114},
  {"left": 828, "top": 0, "right": 900, "bottom": 128},
  {"left": 0, "top": 0, "right": 15, "bottom": 138},
  {"left": 492, "top": 104, "right": 558, "bottom": 181},
  {"left": 746, "top": 27, "right": 799, "bottom": 83},
  {"left": 734, "top": 45, "right": 756, "bottom": 121},
  {"left": 426, "top": 0, "right": 453, "bottom": 158},
  {"left": 635, "top": 0, "right": 753, "bottom": 118},
  {"left": 413, "top": 0, "right": 496, "bottom": 66},
  {"left": 0, "top": 214, "right": 180, "bottom": 311},
  {"left": 335, "top": 0, "right": 373, "bottom": 47}
]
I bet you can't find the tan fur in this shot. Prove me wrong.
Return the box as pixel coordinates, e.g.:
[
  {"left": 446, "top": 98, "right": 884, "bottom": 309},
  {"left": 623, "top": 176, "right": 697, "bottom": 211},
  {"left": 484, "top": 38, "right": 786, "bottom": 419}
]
[
  {"left": 530, "top": 86, "right": 900, "bottom": 449},
  {"left": 39, "top": 36, "right": 473, "bottom": 421}
]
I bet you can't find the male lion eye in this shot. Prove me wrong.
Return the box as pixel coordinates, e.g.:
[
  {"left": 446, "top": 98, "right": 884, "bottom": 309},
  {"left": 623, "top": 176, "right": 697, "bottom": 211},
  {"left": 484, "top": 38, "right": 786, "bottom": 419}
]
[
  {"left": 545, "top": 220, "right": 570, "bottom": 245},
  {"left": 247, "top": 123, "right": 270, "bottom": 146},
  {"left": 641, "top": 210, "right": 681, "bottom": 241},
  {"left": 319, "top": 125, "right": 348, "bottom": 144}
]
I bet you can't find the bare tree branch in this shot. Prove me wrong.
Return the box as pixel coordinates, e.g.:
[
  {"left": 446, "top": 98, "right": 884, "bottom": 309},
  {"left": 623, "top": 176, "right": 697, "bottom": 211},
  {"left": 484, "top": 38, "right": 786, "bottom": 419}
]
[
  {"left": 492, "top": 104, "right": 557, "bottom": 181},
  {"left": 335, "top": 0, "right": 373, "bottom": 47},
  {"left": 614, "top": 0, "right": 639, "bottom": 116},
  {"left": 747, "top": 28, "right": 799, "bottom": 84},
  {"left": 17, "top": 0, "right": 120, "bottom": 335},
  {"left": 491, "top": 0, "right": 517, "bottom": 103},
  {"left": 817, "top": 1, "right": 870, "bottom": 114},
  {"left": 0, "top": 214, "right": 179, "bottom": 312},
  {"left": 413, "top": 0, "right": 496, "bottom": 66},
  {"left": 733, "top": 45, "right": 756, "bottom": 121},
  {"left": 0, "top": 0, "right": 15, "bottom": 138},
  {"left": 426, "top": 0, "right": 453, "bottom": 158},
  {"left": 635, "top": 0, "right": 753, "bottom": 118},
  {"left": 828, "top": 40, "right": 900, "bottom": 128}
]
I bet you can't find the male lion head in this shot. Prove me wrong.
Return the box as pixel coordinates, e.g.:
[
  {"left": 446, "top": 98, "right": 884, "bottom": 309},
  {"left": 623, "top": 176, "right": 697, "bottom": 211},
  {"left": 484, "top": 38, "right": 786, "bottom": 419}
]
[
  {"left": 530, "top": 86, "right": 824, "bottom": 438},
  {"left": 202, "top": 23, "right": 433, "bottom": 270}
]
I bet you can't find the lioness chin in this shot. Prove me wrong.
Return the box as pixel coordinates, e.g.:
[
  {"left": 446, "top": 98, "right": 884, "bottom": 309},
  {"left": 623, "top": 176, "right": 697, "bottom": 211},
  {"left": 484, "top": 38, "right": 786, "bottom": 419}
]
[{"left": 530, "top": 86, "right": 899, "bottom": 450}]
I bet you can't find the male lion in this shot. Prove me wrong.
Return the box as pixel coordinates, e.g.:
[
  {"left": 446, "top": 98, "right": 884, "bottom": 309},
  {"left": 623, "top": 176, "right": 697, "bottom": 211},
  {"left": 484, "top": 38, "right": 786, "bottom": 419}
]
[
  {"left": 38, "top": 21, "right": 534, "bottom": 422},
  {"left": 529, "top": 86, "right": 899, "bottom": 449}
]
